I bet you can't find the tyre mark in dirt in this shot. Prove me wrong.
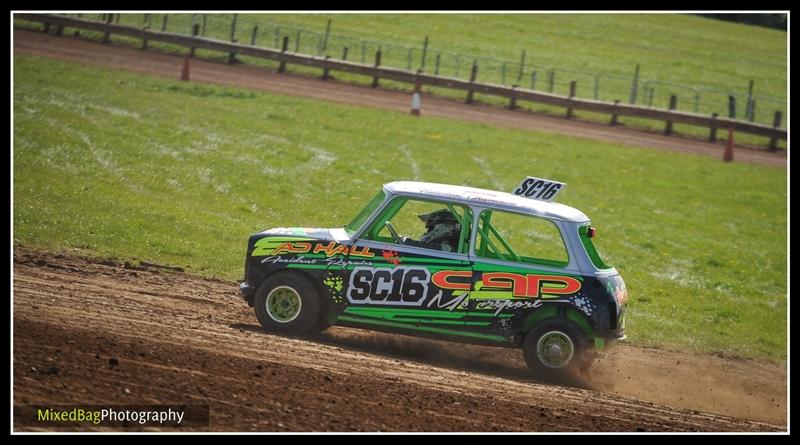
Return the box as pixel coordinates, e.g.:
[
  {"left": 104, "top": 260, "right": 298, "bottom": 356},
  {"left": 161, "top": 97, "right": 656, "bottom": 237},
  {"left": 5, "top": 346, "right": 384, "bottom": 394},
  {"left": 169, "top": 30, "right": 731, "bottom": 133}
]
[
  {"left": 14, "top": 248, "right": 787, "bottom": 426},
  {"left": 15, "top": 293, "right": 751, "bottom": 432},
  {"left": 13, "top": 29, "right": 786, "bottom": 167},
  {"left": 12, "top": 246, "right": 783, "bottom": 431}
]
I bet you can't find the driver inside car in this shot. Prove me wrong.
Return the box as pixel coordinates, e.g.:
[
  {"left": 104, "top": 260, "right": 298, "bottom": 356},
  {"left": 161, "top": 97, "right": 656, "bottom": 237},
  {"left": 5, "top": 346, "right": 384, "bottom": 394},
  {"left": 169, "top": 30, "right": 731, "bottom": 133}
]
[{"left": 402, "top": 209, "right": 462, "bottom": 252}]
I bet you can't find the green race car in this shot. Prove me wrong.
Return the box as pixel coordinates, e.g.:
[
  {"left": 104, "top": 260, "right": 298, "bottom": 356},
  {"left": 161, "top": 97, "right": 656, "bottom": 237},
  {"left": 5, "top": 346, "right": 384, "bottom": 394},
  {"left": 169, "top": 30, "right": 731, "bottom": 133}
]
[{"left": 239, "top": 178, "right": 627, "bottom": 378}]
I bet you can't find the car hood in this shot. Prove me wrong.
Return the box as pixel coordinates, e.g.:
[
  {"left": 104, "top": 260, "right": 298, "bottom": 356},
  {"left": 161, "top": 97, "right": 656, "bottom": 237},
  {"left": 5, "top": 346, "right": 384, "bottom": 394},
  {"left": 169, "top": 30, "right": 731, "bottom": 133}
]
[{"left": 259, "top": 227, "right": 351, "bottom": 243}]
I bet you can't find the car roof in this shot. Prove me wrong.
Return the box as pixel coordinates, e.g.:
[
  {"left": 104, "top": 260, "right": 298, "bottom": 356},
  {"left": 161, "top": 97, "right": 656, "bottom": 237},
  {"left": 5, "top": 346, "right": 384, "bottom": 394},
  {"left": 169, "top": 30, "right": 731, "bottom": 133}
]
[{"left": 384, "top": 181, "right": 589, "bottom": 223}]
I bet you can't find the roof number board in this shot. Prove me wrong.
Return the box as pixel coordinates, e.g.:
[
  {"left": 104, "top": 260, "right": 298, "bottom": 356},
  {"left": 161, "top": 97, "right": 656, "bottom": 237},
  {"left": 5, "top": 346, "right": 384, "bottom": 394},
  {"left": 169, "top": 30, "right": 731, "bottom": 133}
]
[{"left": 512, "top": 177, "right": 566, "bottom": 202}]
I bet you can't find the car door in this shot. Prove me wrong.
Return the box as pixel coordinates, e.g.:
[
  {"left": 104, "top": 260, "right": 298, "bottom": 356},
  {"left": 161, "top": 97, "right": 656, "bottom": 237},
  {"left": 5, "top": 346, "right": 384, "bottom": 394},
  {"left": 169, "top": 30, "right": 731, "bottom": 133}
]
[
  {"left": 465, "top": 208, "right": 585, "bottom": 339},
  {"left": 340, "top": 196, "right": 478, "bottom": 338}
]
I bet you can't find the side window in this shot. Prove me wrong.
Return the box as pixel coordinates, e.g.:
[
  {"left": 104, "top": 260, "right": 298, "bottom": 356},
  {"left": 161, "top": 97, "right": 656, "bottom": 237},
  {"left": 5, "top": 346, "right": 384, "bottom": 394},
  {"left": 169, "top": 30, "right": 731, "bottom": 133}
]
[
  {"left": 476, "top": 210, "right": 569, "bottom": 267},
  {"left": 363, "top": 198, "right": 473, "bottom": 254}
]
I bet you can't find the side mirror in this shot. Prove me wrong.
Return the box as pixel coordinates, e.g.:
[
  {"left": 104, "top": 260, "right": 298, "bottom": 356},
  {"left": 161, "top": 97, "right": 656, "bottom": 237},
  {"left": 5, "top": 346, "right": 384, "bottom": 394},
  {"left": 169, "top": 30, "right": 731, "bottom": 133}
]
[{"left": 587, "top": 226, "right": 597, "bottom": 238}]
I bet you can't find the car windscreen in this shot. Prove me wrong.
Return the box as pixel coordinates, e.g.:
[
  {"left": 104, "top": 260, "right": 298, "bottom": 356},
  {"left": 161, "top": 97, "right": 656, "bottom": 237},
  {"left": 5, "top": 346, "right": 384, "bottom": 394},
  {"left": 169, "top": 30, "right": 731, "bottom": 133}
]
[{"left": 345, "top": 190, "right": 386, "bottom": 235}]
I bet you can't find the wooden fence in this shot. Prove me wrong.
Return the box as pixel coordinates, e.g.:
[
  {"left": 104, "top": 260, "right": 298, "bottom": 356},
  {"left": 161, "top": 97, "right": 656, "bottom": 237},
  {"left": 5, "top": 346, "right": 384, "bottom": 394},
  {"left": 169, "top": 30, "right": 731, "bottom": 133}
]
[{"left": 15, "top": 13, "right": 787, "bottom": 149}]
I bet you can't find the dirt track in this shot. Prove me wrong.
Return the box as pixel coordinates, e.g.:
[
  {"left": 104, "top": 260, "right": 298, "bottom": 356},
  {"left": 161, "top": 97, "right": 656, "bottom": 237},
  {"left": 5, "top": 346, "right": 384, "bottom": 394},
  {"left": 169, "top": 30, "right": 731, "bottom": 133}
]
[
  {"left": 12, "top": 246, "right": 785, "bottom": 432},
  {"left": 13, "top": 28, "right": 787, "bottom": 167}
]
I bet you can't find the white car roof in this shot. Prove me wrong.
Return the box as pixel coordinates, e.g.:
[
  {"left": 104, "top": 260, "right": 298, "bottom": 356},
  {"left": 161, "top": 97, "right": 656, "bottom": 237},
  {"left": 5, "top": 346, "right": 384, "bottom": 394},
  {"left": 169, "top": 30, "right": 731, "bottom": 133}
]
[{"left": 384, "top": 181, "right": 589, "bottom": 223}]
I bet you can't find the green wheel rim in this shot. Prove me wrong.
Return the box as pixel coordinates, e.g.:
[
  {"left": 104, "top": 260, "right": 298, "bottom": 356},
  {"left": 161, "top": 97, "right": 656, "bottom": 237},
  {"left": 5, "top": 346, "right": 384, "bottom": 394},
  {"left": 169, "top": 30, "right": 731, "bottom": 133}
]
[
  {"left": 266, "top": 286, "right": 302, "bottom": 323},
  {"left": 536, "top": 330, "right": 575, "bottom": 369}
]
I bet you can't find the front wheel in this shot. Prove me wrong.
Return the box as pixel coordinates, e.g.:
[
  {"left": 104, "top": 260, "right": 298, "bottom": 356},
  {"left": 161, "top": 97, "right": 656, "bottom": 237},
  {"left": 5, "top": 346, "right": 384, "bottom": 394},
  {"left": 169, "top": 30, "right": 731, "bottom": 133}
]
[
  {"left": 522, "top": 318, "right": 591, "bottom": 380},
  {"left": 254, "top": 272, "right": 324, "bottom": 336}
]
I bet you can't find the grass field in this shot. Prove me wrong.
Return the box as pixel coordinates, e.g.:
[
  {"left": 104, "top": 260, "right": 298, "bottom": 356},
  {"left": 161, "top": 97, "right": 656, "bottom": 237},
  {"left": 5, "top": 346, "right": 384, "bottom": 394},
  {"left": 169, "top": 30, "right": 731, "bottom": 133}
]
[
  {"left": 14, "top": 13, "right": 787, "bottom": 148},
  {"left": 251, "top": 13, "right": 787, "bottom": 97},
  {"left": 13, "top": 55, "right": 787, "bottom": 362},
  {"left": 35, "top": 13, "right": 786, "bottom": 123}
]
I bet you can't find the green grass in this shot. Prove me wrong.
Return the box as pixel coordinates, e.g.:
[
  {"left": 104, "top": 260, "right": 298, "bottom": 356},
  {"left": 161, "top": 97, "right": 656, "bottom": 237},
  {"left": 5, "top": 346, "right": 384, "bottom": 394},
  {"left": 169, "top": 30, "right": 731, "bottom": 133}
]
[
  {"left": 13, "top": 55, "right": 787, "bottom": 362},
  {"left": 14, "top": 13, "right": 786, "bottom": 149},
  {"left": 44, "top": 12, "right": 785, "bottom": 125}
]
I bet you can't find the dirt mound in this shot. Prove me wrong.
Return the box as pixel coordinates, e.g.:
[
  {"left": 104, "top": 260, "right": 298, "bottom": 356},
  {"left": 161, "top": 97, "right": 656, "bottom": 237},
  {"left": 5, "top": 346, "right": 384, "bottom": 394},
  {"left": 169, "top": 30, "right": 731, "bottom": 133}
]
[{"left": 12, "top": 246, "right": 785, "bottom": 431}]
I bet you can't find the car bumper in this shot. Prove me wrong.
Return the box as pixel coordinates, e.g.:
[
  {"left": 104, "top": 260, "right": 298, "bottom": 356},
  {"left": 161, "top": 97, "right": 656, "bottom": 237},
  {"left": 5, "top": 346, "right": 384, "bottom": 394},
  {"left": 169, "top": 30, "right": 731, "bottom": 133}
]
[
  {"left": 594, "top": 329, "right": 626, "bottom": 352},
  {"left": 239, "top": 282, "right": 254, "bottom": 298},
  {"left": 611, "top": 329, "right": 627, "bottom": 341}
]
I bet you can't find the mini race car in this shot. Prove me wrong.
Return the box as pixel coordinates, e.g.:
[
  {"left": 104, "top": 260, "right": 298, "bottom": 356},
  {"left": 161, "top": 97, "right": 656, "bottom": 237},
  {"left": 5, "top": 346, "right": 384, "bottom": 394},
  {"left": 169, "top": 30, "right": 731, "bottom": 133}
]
[{"left": 239, "top": 178, "right": 627, "bottom": 378}]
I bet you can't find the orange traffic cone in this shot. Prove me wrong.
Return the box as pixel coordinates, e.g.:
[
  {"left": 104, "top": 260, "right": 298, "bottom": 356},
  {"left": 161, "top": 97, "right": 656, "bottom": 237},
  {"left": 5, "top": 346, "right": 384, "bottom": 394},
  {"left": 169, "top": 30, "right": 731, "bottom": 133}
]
[
  {"left": 180, "top": 56, "right": 190, "bottom": 82},
  {"left": 723, "top": 128, "right": 734, "bottom": 162}
]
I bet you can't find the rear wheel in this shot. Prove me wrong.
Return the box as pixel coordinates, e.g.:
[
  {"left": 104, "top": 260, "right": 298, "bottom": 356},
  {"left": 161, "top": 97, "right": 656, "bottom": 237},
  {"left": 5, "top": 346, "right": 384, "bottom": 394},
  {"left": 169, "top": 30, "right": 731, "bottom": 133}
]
[
  {"left": 523, "top": 318, "right": 590, "bottom": 380},
  {"left": 254, "top": 272, "right": 325, "bottom": 336}
]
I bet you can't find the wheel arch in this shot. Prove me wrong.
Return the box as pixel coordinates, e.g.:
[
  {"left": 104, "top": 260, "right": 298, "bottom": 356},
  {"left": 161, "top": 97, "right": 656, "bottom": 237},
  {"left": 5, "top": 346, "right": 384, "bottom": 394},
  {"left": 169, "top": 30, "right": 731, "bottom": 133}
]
[
  {"left": 248, "top": 267, "right": 328, "bottom": 308},
  {"left": 520, "top": 304, "right": 594, "bottom": 340}
]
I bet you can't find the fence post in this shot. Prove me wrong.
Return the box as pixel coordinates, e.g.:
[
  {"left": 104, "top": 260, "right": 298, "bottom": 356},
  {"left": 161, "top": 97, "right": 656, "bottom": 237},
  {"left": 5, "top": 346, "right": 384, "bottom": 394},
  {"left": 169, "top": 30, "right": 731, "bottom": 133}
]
[
  {"left": 342, "top": 47, "right": 348, "bottom": 60},
  {"left": 227, "top": 14, "right": 238, "bottom": 64},
  {"left": 322, "top": 55, "right": 331, "bottom": 80},
  {"left": 466, "top": 60, "right": 478, "bottom": 104},
  {"left": 230, "top": 13, "right": 238, "bottom": 41},
  {"left": 501, "top": 62, "right": 507, "bottom": 85},
  {"left": 322, "top": 19, "right": 331, "bottom": 53},
  {"left": 728, "top": 95, "right": 736, "bottom": 119},
  {"left": 629, "top": 64, "right": 640, "bottom": 104},
  {"left": 42, "top": 21, "right": 50, "bottom": 34},
  {"left": 530, "top": 70, "right": 537, "bottom": 90},
  {"left": 278, "top": 36, "right": 289, "bottom": 73},
  {"left": 594, "top": 75, "right": 599, "bottom": 100},
  {"left": 102, "top": 13, "right": 113, "bottom": 44},
  {"left": 547, "top": 70, "right": 555, "bottom": 93},
  {"left": 509, "top": 85, "right": 518, "bottom": 110},
  {"left": 693, "top": 91, "right": 700, "bottom": 113},
  {"left": 610, "top": 100, "right": 620, "bottom": 126},
  {"left": 745, "top": 79, "right": 755, "bottom": 121},
  {"left": 407, "top": 47, "right": 413, "bottom": 70},
  {"left": 371, "top": 47, "right": 382, "bottom": 88},
  {"left": 161, "top": 14, "right": 168, "bottom": 32},
  {"left": 55, "top": 23, "right": 64, "bottom": 36},
  {"left": 190, "top": 23, "right": 200, "bottom": 57},
  {"left": 421, "top": 35, "right": 429, "bottom": 70},
  {"left": 434, "top": 53, "right": 441, "bottom": 76},
  {"left": 202, "top": 14, "right": 206, "bottom": 36},
  {"left": 709, "top": 113, "right": 718, "bottom": 142},
  {"left": 648, "top": 86, "right": 655, "bottom": 107},
  {"left": 115, "top": 13, "right": 121, "bottom": 24},
  {"left": 251, "top": 25, "right": 259, "bottom": 45},
  {"left": 295, "top": 30, "right": 301, "bottom": 52},
  {"left": 665, "top": 95, "right": 677, "bottom": 135},
  {"left": 141, "top": 14, "right": 150, "bottom": 49},
  {"left": 360, "top": 40, "right": 366, "bottom": 63},
  {"left": 566, "top": 81, "right": 576, "bottom": 119},
  {"left": 518, "top": 50, "right": 526, "bottom": 82},
  {"left": 769, "top": 111, "right": 782, "bottom": 151}
]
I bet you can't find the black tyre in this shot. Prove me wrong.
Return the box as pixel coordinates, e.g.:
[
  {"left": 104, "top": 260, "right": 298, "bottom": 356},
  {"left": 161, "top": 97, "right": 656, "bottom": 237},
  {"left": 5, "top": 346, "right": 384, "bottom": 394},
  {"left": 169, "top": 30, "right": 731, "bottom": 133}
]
[
  {"left": 254, "top": 272, "right": 324, "bottom": 336},
  {"left": 523, "top": 318, "right": 590, "bottom": 379}
]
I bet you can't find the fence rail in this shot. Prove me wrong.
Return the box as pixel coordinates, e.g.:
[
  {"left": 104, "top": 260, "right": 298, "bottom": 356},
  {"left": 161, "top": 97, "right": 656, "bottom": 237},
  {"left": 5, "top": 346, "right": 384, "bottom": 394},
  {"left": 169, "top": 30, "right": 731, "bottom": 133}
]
[{"left": 15, "top": 13, "right": 786, "bottom": 147}]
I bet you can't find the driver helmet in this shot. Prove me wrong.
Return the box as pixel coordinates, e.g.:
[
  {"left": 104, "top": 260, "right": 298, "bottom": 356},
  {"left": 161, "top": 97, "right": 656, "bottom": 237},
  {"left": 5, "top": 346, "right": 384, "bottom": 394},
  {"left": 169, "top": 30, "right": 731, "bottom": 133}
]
[{"left": 417, "top": 209, "right": 461, "bottom": 248}]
